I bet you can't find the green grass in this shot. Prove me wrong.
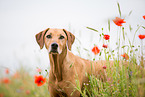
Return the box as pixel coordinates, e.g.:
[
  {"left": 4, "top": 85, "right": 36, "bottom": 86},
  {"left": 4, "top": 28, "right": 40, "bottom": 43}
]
[{"left": 74, "top": 59, "right": 145, "bottom": 97}]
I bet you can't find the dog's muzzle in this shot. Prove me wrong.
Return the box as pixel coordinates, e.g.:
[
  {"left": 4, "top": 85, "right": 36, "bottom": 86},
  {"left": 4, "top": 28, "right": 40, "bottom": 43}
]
[{"left": 50, "top": 43, "right": 58, "bottom": 54}]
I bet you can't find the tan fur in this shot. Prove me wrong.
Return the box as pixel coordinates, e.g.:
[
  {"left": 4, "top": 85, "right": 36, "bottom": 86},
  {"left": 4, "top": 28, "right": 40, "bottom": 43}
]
[{"left": 35, "top": 28, "right": 109, "bottom": 97}]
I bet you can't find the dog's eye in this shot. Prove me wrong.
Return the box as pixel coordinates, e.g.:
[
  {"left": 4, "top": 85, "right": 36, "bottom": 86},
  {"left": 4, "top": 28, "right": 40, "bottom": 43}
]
[
  {"left": 46, "top": 35, "right": 52, "bottom": 39},
  {"left": 59, "top": 36, "right": 64, "bottom": 39}
]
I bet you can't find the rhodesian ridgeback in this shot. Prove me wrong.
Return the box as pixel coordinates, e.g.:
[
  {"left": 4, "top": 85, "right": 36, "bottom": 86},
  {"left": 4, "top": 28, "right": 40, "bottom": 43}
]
[{"left": 35, "top": 28, "right": 111, "bottom": 97}]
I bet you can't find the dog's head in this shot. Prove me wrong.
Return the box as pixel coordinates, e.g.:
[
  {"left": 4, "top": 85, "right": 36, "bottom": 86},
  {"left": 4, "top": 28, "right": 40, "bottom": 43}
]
[{"left": 35, "top": 28, "right": 75, "bottom": 54}]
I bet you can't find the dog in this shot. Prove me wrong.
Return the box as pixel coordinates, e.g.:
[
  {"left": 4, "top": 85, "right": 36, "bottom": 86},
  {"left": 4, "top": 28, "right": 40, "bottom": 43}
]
[{"left": 35, "top": 28, "right": 111, "bottom": 97}]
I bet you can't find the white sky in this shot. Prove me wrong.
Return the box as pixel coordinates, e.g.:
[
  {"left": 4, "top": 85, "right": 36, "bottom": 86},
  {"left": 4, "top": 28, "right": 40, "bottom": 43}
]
[{"left": 0, "top": 0, "right": 145, "bottom": 73}]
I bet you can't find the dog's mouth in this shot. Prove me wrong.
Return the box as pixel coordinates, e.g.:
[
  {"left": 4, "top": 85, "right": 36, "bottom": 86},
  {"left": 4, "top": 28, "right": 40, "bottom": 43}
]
[{"left": 49, "top": 49, "right": 58, "bottom": 54}]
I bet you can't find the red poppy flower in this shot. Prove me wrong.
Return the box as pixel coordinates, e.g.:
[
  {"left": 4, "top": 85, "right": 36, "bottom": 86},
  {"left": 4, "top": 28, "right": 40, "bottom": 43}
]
[
  {"left": 113, "top": 17, "right": 126, "bottom": 26},
  {"left": 5, "top": 69, "right": 9, "bottom": 74},
  {"left": 92, "top": 46, "right": 100, "bottom": 55},
  {"left": 121, "top": 53, "right": 129, "bottom": 60},
  {"left": 138, "top": 34, "right": 145, "bottom": 39},
  {"left": 34, "top": 75, "right": 46, "bottom": 86},
  {"left": 143, "top": 15, "right": 145, "bottom": 20},
  {"left": 102, "top": 44, "right": 108, "bottom": 48},
  {"left": 103, "top": 35, "right": 110, "bottom": 40},
  {"left": 2, "top": 78, "right": 10, "bottom": 84},
  {"left": 103, "top": 65, "right": 107, "bottom": 69}
]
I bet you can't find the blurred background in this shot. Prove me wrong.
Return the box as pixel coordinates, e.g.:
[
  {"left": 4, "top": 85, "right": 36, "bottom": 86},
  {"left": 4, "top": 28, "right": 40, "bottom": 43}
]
[{"left": 0, "top": 0, "right": 145, "bottom": 75}]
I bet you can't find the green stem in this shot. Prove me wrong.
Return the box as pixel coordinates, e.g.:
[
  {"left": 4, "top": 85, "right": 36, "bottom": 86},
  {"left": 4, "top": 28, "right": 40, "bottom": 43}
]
[
  {"left": 141, "top": 40, "right": 144, "bottom": 68},
  {"left": 132, "top": 25, "right": 141, "bottom": 45},
  {"left": 118, "top": 27, "right": 121, "bottom": 61}
]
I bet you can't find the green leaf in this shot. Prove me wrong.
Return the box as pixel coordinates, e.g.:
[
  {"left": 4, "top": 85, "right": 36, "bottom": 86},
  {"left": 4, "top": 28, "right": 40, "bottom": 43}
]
[
  {"left": 129, "top": 25, "right": 133, "bottom": 32},
  {"left": 86, "top": 27, "right": 98, "bottom": 32},
  {"left": 122, "top": 45, "right": 126, "bottom": 48},
  {"left": 131, "top": 45, "right": 134, "bottom": 47},
  {"left": 142, "top": 26, "right": 145, "bottom": 29},
  {"left": 39, "top": 72, "right": 41, "bottom": 75},
  {"left": 128, "top": 10, "right": 132, "bottom": 16},
  {"left": 117, "top": 2, "right": 121, "bottom": 17},
  {"left": 69, "top": 64, "right": 73, "bottom": 68},
  {"left": 108, "top": 19, "right": 110, "bottom": 32},
  {"left": 99, "top": 52, "right": 102, "bottom": 56},
  {"left": 122, "top": 27, "right": 125, "bottom": 40},
  {"left": 45, "top": 69, "right": 47, "bottom": 72},
  {"left": 83, "top": 48, "right": 89, "bottom": 52},
  {"left": 135, "top": 49, "right": 138, "bottom": 51}
]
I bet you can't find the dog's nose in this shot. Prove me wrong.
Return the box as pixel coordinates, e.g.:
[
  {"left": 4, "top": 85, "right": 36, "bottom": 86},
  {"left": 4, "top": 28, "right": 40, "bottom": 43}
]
[{"left": 51, "top": 43, "right": 58, "bottom": 49}]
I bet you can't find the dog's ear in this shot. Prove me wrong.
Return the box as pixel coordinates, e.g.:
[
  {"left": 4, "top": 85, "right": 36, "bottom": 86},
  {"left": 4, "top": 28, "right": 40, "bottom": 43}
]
[
  {"left": 35, "top": 28, "right": 49, "bottom": 49},
  {"left": 63, "top": 29, "right": 75, "bottom": 50}
]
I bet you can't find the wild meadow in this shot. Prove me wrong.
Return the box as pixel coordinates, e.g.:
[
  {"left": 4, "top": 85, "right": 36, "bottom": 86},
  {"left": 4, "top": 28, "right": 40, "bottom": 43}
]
[{"left": 0, "top": 3, "right": 145, "bottom": 97}]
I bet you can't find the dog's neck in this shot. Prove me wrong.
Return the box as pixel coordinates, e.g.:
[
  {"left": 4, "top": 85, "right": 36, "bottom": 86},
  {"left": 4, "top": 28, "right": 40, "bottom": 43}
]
[{"left": 49, "top": 46, "right": 67, "bottom": 82}]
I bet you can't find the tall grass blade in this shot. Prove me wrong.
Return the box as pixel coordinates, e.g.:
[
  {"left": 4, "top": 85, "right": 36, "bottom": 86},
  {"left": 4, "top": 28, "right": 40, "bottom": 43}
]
[
  {"left": 117, "top": 2, "right": 121, "bottom": 17},
  {"left": 142, "top": 26, "right": 145, "bottom": 29},
  {"left": 129, "top": 25, "right": 133, "bottom": 32},
  {"left": 108, "top": 19, "right": 110, "bottom": 32},
  {"left": 86, "top": 27, "right": 98, "bottom": 32},
  {"left": 122, "top": 27, "right": 125, "bottom": 40},
  {"left": 132, "top": 25, "right": 141, "bottom": 44},
  {"left": 128, "top": 10, "right": 132, "bottom": 16}
]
